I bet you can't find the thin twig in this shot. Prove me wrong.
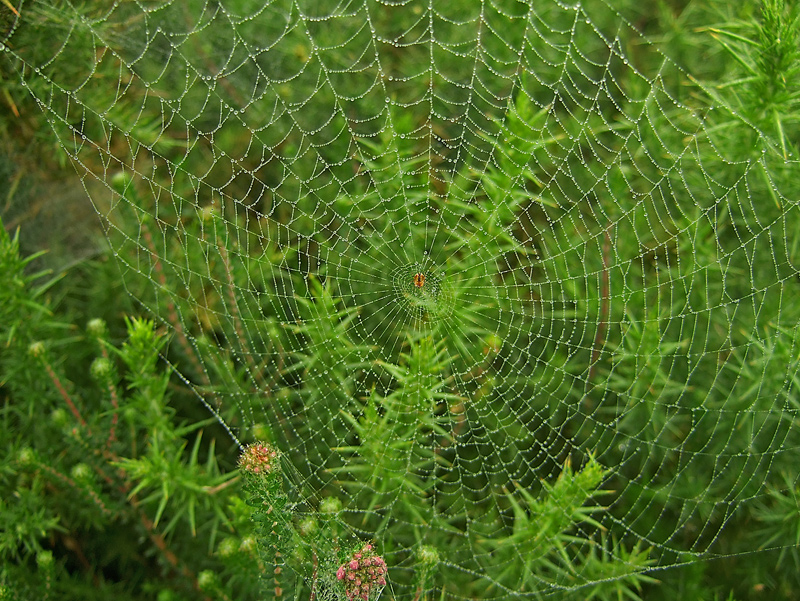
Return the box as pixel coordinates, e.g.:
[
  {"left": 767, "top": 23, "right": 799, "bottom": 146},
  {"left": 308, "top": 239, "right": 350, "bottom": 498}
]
[
  {"left": 218, "top": 240, "right": 258, "bottom": 377},
  {"left": 99, "top": 345, "right": 120, "bottom": 449},
  {"left": 140, "top": 221, "right": 211, "bottom": 388},
  {"left": 309, "top": 550, "right": 318, "bottom": 601},
  {"left": 589, "top": 224, "right": 612, "bottom": 383},
  {"left": 42, "top": 359, "right": 88, "bottom": 430}
]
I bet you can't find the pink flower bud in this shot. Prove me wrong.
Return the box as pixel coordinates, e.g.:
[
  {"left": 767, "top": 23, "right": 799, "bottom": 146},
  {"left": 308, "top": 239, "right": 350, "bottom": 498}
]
[
  {"left": 238, "top": 442, "right": 280, "bottom": 476},
  {"left": 337, "top": 542, "right": 387, "bottom": 600}
]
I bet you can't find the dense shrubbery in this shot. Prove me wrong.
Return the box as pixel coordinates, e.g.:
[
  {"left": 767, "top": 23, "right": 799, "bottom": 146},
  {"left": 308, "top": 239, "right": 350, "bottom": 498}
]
[{"left": 2, "top": 0, "right": 800, "bottom": 599}]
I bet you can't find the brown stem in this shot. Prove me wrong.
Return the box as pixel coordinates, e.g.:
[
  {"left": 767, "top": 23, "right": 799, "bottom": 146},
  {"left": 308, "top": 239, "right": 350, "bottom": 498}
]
[
  {"left": 204, "top": 474, "right": 240, "bottom": 495},
  {"left": 42, "top": 360, "right": 88, "bottom": 431},
  {"left": 60, "top": 533, "right": 96, "bottom": 583},
  {"left": 589, "top": 224, "right": 612, "bottom": 383},
  {"left": 38, "top": 463, "right": 112, "bottom": 518},
  {"left": 218, "top": 240, "right": 258, "bottom": 378},
  {"left": 309, "top": 549, "right": 318, "bottom": 601},
  {"left": 436, "top": 400, "right": 467, "bottom": 455},
  {"left": 101, "top": 345, "right": 120, "bottom": 449},
  {"left": 141, "top": 221, "right": 211, "bottom": 389},
  {"left": 104, "top": 381, "right": 120, "bottom": 447},
  {"left": 130, "top": 495, "right": 213, "bottom": 601}
]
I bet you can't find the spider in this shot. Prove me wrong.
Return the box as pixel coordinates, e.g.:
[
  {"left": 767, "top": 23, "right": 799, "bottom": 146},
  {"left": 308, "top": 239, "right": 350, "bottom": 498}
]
[{"left": 413, "top": 272, "right": 426, "bottom": 288}]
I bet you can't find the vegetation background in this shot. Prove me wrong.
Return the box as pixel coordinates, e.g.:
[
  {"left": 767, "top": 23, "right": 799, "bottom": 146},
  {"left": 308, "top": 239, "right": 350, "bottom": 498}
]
[{"left": 2, "top": 0, "right": 800, "bottom": 600}]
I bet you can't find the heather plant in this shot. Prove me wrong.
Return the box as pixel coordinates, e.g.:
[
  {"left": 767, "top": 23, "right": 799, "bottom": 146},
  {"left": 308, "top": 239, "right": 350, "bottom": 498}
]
[
  {"left": 2, "top": 0, "right": 800, "bottom": 599},
  {"left": 0, "top": 216, "right": 652, "bottom": 599},
  {"left": 0, "top": 220, "right": 248, "bottom": 600},
  {"left": 335, "top": 544, "right": 388, "bottom": 601}
]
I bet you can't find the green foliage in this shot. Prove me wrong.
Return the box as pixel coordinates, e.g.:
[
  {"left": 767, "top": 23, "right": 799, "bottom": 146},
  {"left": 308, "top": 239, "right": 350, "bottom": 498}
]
[
  {"left": 0, "top": 218, "right": 258, "bottom": 600},
  {"left": 701, "top": 0, "right": 800, "bottom": 156},
  {"left": 2, "top": 0, "right": 800, "bottom": 599},
  {"left": 0, "top": 212, "right": 652, "bottom": 599}
]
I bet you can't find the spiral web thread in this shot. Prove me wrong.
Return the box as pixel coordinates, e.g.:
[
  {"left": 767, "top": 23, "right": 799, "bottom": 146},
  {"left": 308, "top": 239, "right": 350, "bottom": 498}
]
[{"left": 4, "top": 0, "right": 800, "bottom": 598}]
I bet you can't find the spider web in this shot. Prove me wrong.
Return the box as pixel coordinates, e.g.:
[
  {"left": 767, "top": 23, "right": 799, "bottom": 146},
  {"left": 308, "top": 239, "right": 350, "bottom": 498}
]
[{"left": 4, "top": 0, "right": 800, "bottom": 598}]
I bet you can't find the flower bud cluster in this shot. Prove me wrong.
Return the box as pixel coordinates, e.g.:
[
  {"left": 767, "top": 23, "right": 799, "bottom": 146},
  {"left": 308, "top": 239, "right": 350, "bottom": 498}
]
[
  {"left": 238, "top": 442, "right": 279, "bottom": 475},
  {"left": 336, "top": 543, "right": 387, "bottom": 601}
]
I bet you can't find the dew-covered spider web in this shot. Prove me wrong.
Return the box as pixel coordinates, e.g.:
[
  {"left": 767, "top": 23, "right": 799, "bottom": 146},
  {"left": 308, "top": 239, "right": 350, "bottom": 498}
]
[{"left": 4, "top": 0, "right": 800, "bottom": 598}]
